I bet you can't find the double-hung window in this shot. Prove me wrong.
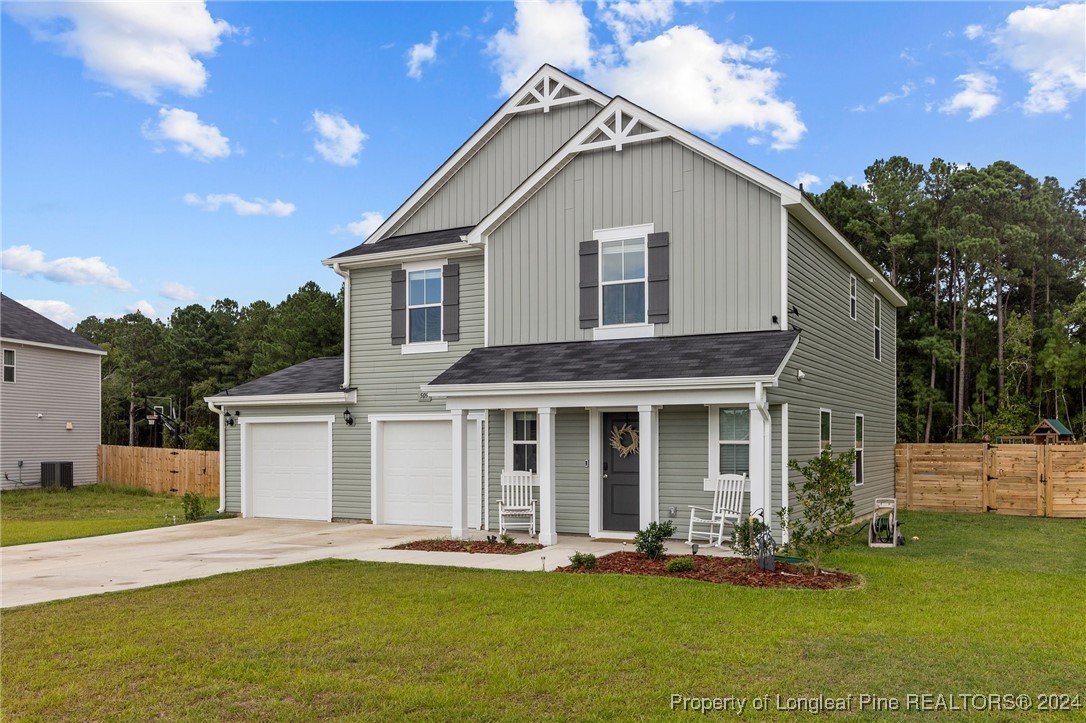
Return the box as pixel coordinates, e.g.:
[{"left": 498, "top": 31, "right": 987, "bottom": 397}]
[
  {"left": 718, "top": 408, "right": 750, "bottom": 475},
  {"left": 849, "top": 276, "right": 858, "bottom": 320},
  {"left": 408, "top": 268, "right": 442, "bottom": 343},
  {"left": 873, "top": 294, "right": 882, "bottom": 361},
  {"left": 512, "top": 411, "right": 538, "bottom": 473},
  {"left": 820, "top": 409, "right": 832, "bottom": 454},
  {"left": 2, "top": 349, "right": 14, "bottom": 383},
  {"left": 600, "top": 236, "right": 646, "bottom": 326},
  {"left": 854, "top": 415, "right": 864, "bottom": 485}
]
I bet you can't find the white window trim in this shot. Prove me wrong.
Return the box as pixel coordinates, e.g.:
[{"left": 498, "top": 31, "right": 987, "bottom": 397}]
[
  {"left": 594, "top": 223, "right": 653, "bottom": 336},
  {"left": 854, "top": 413, "right": 864, "bottom": 486},
  {"left": 402, "top": 259, "right": 446, "bottom": 352},
  {"left": 504, "top": 409, "right": 540, "bottom": 480},
  {"left": 704, "top": 405, "right": 753, "bottom": 491},
  {"left": 819, "top": 408, "right": 832, "bottom": 454},
  {"left": 3, "top": 348, "right": 15, "bottom": 383},
  {"left": 849, "top": 275, "right": 858, "bottom": 321},
  {"left": 873, "top": 293, "right": 882, "bottom": 361}
]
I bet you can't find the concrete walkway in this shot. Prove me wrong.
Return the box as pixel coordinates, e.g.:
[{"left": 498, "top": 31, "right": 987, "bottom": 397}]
[{"left": 1, "top": 518, "right": 734, "bottom": 608}]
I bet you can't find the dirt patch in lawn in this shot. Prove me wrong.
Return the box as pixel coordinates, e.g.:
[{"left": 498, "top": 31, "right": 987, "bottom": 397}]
[
  {"left": 556, "top": 552, "right": 857, "bottom": 589},
  {"left": 390, "top": 539, "right": 544, "bottom": 555}
]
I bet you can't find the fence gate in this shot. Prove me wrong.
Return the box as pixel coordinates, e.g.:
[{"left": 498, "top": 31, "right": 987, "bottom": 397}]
[{"left": 984, "top": 445, "right": 1044, "bottom": 516}]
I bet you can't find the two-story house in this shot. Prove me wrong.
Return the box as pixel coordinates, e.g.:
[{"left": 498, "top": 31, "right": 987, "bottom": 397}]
[{"left": 207, "top": 66, "right": 906, "bottom": 544}]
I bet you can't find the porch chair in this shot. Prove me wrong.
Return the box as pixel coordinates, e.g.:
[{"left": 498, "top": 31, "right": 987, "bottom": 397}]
[
  {"left": 498, "top": 470, "right": 536, "bottom": 538},
  {"left": 686, "top": 473, "right": 747, "bottom": 547}
]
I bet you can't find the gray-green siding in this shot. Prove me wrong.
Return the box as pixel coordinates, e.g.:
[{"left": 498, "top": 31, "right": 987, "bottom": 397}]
[
  {"left": 395, "top": 102, "right": 601, "bottom": 236},
  {"left": 488, "top": 138, "right": 782, "bottom": 345},
  {"left": 771, "top": 217, "right": 898, "bottom": 517}
]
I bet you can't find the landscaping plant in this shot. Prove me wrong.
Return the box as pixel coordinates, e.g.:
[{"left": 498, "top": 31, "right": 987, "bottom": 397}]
[
  {"left": 780, "top": 448, "right": 856, "bottom": 574},
  {"left": 633, "top": 520, "right": 675, "bottom": 560},
  {"left": 181, "top": 492, "right": 206, "bottom": 521},
  {"left": 499, "top": 533, "right": 515, "bottom": 546},
  {"left": 664, "top": 557, "right": 694, "bottom": 573},
  {"left": 567, "top": 551, "right": 597, "bottom": 569},
  {"left": 731, "top": 514, "right": 774, "bottom": 562}
]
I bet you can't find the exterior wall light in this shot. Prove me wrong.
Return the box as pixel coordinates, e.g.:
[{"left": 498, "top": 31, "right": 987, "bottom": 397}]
[{"left": 343, "top": 408, "right": 355, "bottom": 426}]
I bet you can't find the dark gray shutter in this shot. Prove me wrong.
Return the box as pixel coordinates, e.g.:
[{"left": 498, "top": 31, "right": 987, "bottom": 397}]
[
  {"left": 647, "top": 231, "right": 670, "bottom": 324},
  {"left": 442, "top": 263, "right": 460, "bottom": 342},
  {"left": 390, "top": 269, "right": 407, "bottom": 345},
  {"left": 579, "top": 240, "right": 599, "bottom": 329}
]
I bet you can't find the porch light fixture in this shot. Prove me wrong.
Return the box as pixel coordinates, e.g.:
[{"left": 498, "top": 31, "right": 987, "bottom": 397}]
[
  {"left": 224, "top": 410, "right": 238, "bottom": 427},
  {"left": 343, "top": 408, "right": 355, "bottom": 426}
]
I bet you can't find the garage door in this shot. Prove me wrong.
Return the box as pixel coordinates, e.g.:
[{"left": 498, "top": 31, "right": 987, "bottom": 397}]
[
  {"left": 247, "top": 421, "right": 330, "bottom": 521},
  {"left": 382, "top": 419, "right": 481, "bottom": 527}
]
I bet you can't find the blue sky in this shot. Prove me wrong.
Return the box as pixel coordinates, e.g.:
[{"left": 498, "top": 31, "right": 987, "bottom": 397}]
[{"left": 3, "top": 1, "right": 1084, "bottom": 328}]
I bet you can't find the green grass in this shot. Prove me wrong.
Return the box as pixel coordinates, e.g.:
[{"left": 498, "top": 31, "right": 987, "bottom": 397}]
[
  {"left": 2, "top": 511, "right": 1084, "bottom": 720},
  {"left": 0, "top": 483, "right": 219, "bottom": 546}
]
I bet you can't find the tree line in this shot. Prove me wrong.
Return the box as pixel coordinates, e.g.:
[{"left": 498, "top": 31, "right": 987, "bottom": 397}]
[
  {"left": 76, "top": 282, "right": 342, "bottom": 450},
  {"left": 74, "top": 157, "right": 1084, "bottom": 449},
  {"left": 813, "top": 158, "right": 1085, "bottom": 442}
]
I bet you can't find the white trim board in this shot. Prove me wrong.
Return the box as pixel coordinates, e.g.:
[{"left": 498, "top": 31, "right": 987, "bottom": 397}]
[
  {"left": 206, "top": 390, "right": 357, "bottom": 407},
  {"left": 0, "top": 337, "right": 107, "bottom": 356}
]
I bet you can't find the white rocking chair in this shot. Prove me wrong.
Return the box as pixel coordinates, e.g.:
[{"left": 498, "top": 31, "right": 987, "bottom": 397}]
[
  {"left": 687, "top": 473, "right": 746, "bottom": 547},
  {"left": 498, "top": 471, "right": 536, "bottom": 538}
]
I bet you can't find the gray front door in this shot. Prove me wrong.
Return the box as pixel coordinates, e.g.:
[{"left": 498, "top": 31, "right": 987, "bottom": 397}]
[{"left": 603, "top": 412, "right": 640, "bottom": 532}]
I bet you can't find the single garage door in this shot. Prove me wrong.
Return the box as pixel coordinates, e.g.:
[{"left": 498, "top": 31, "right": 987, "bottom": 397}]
[
  {"left": 382, "top": 419, "right": 481, "bottom": 527},
  {"left": 247, "top": 421, "right": 330, "bottom": 521}
]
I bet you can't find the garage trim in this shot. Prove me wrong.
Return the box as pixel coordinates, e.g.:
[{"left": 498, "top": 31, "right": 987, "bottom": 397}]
[
  {"left": 239, "top": 415, "right": 335, "bottom": 521},
  {"left": 368, "top": 412, "right": 485, "bottom": 526}
]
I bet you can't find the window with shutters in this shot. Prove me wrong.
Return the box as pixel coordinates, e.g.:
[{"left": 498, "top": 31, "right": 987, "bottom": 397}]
[
  {"left": 392, "top": 260, "right": 457, "bottom": 354},
  {"left": 600, "top": 236, "right": 646, "bottom": 326},
  {"left": 408, "top": 268, "right": 442, "bottom": 343},
  {"left": 584, "top": 223, "right": 665, "bottom": 340}
]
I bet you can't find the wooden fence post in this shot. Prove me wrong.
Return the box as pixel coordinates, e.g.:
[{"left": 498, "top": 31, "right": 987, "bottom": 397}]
[
  {"left": 904, "top": 443, "right": 913, "bottom": 510},
  {"left": 981, "top": 444, "right": 990, "bottom": 512},
  {"left": 1036, "top": 445, "right": 1045, "bottom": 517}
]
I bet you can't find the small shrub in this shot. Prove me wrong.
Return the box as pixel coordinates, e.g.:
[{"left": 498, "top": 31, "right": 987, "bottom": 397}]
[
  {"left": 665, "top": 556, "right": 694, "bottom": 573},
  {"left": 780, "top": 447, "right": 856, "bottom": 574},
  {"left": 634, "top": 520, "right": 676, "bottom": 560},
  {"left": 500, "top": 533, "right": 515, "bottom": 546},
  {"left": 568, "top": 551, "right": 597, "bottom": 569},
  {"left": 731, "top": 514, "right": 774, "bottom": 560},
  {"left": 181, "top": 492, "right": 206, "bottom": 521}
]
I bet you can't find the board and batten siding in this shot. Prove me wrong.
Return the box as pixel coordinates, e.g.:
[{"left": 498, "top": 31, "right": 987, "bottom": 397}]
[
  {"left": 488, "top": 138, "right": 782, "bottom": 345},
  {"left": 0, "top": 343, "right": 101, "bottom": 489},
  {"left": 220, "top": 404, "right": 363, "bottom": 518},
  {"left": 395, "top": 102, "right": 601, "bottom": 237},
  {"left": 771, "top": 216, "right": 898, "bottom": 517}
]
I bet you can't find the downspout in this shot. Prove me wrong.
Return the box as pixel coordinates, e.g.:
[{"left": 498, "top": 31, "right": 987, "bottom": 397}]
[
  {"left": 206, "top": 400, "right": 227, "bottom": 513},
  {"left": 332, "top": 262, "right": 350, "bottom": 389},
  {"left": 754, "top": 381, "right": 772, "bottom": 535}
]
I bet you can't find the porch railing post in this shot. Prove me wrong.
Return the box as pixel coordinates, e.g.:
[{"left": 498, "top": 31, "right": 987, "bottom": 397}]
[
  {"left": 537, "top": 407, "right": 557, "bottom": 546},
  {"left": 638, "top": 405, "right": 657, "bottom": 529},
  {"left": 450, "top": 409, "right": 468, "bottom": 540}
]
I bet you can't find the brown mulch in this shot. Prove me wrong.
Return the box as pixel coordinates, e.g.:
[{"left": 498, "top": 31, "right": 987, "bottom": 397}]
[
  {"left": 555, "top": 552, "right": 857, "bottom": 589},
  {"left": 389, "top": 538, "right": 544, "bottom": 555}
]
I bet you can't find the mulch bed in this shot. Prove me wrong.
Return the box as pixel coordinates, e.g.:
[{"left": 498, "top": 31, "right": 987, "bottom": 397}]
[
  {"left": 555, "top": 552, "right": 856, "bottom": 589},
  {"left": 390, "top": 539, "right": 544, "bottom": 555}
]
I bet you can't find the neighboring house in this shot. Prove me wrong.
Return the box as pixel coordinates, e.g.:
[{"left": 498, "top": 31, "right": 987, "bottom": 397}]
[
  {"left": 207, "top": 66, "right": 906, "bottom": 543},
  {"left": 0, "top": 294, "right": 105, "bottom": 489}
]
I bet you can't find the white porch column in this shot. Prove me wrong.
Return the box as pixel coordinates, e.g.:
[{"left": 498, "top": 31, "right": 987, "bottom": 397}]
[
  {"left": 638, "top": 405, "right": 657, "bottom": 529},
  {"left": 748, "top": 402, "right": 767, "bottom": 517},
  {"left": 537, "top": 407, "right": 557, "bottom": 545},
  {"left": 450, "top": 409, "right": 468, "bottom": 540}
]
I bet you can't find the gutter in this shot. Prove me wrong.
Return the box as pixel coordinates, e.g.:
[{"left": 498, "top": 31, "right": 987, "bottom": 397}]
[
  {"left": 332, "top": 262, "right": 350, "bottom": 389},
  {"left": 206, "top": 400, "right": 227, "bottom": 514}
]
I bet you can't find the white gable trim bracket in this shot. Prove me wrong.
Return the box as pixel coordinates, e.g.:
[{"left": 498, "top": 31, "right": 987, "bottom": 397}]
[
  {"left": 572, "top": 106, "right": 669, "bottom": 153},
  {"left": 511, "top": 71, "right": 601, "bottom": 115}
]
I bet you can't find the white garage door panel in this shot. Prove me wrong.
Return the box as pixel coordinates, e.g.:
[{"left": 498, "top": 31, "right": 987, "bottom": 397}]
[
  {"left": 249, "top": 422, "right": 329, "bottom": 521},
  {"left": 382, "top": 420, "right": 481, "bottom": 527}
]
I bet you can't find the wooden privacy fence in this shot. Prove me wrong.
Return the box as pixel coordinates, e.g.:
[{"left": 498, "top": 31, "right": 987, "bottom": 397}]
[
  {"left": 896, "top": 443, "right": 1086, "bottom": 518},
  {"left": 98, "top": 445, "right": 219, "bottom": 497}
]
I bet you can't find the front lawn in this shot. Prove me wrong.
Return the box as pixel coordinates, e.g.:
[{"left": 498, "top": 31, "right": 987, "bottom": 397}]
[
  {"left": 0, "top": 484, "right": 219, "bottom": 547},
  {"left": 2, "top": 511, "right": 1084, "bottom": 720}
]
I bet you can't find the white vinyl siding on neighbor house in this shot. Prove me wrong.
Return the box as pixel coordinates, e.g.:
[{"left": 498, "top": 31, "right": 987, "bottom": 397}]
[
  {"left": 854, "top": 414, "right": 864, "bottom": 486},
  {"left": 3, "top": 349, "right": 14, "bottom": 383}
]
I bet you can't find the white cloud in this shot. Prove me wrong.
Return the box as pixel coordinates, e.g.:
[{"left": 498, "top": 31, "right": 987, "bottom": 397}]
[
  {"left": 7, "top": 2, "right": 233, "bottom": 103},
  {"left": 963, "top": 24, "right": 985, "bottom": 40},
  {"left": 407, "top": 32, "right": 439, "bottom": 79},
  {"left": 940, "top": 72, "right": 1001, "bottom": 120},
  {"left": 127, "top": 300, "right": 157, "bottom": 317},
  {"left": 16, "top": 299, "right": 79, "bottom": 327},
  {"left": 487, "top": 0, "right": 595, "bottom": 95},
  {"left": 587, "top": 26, "right": 805, "bottom": 149},
  {"left": 991, "top": 2, "right": 1085, "bottom": 114},
  {"left": 878, "top": 82, "right": 916, "bottom": 105},
  {"left": 1, "top": 244, "right": 133, "bottom": 291},
  {"left": 159, "top": 282, "right": 204, "bottom": 302},
  {"left": 792, "top": 172, "right": 821, "bottom": 190},
  {"left": 342, "top": 211, "right": 386, "bottom": 239},
  {"left": 144, "top": 107, "right": 231, "bottom": 161},
  {"left": 598, "top": 0, "right": 675, "bottom": 48},
  {"left": 310, "top": 111, "right": 366, "bottom": 166},
  {"left": 184, "top": 193, "right": 295, "bottom": 217}
]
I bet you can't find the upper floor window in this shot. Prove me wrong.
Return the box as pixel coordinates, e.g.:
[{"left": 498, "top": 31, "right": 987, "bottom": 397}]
[
  {"left": 408, "top": 268, "right": 442, "bottom": 343},
  {"left": 873, "top": 295, "right": 882, "bottom": 361},
  {"left": 849, "top": 275, "right": 858, "bottom": 320},
  {"left": 601, "top": 236, "right": 646, "bottom": 326},
  {"left": 512, "top": 411, "right": 538, "bottom": 473},
  {"left": 2, "top": 349, "right": 14, "bottom": 383},
  {"left": 820, "top": 409, "right": 832, "bottom": 453},
  {"left": 718, "top": 408, "right": 750, "bottom": 475}
]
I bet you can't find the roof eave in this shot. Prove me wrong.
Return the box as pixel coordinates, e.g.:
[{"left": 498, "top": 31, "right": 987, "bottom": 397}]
[
  {"left": 205, "top": 389, "right": 357, "bottom": 407},
  {"left": 423, "top": 373, "right": 781, "bottom": 399},
  {"left": 321, "top": 241, "right": 483, "bottom": 269},
  {"left": 0, "top": 336, "right": 107, "bottom": 356}
]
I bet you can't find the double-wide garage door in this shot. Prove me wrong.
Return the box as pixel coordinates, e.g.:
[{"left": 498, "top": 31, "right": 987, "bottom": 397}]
[
  {"left": 381, "top": 419, "right": 481, "bottom": 528},
  {"left": 247, "top": 421, "right": 330, "bottom": 521}
]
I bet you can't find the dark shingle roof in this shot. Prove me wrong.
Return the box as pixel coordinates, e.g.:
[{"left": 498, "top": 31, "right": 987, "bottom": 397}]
[
  {"left": 0, "top": 294, "right": 104, "bottom": 353},
  {"left": 429, "top": 330, "right": 799, "bottom": 387},
  {"left": 217, "top": 357, "right": 344, "bottom": 396},
  {"left": 329, "top": 226, "right": 475, "bottom": 260}
]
